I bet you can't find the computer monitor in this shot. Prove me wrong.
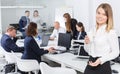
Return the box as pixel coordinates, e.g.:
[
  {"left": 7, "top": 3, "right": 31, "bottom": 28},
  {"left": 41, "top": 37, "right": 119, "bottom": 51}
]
[
  {"left": 58, "top": 33, "right": 72, "bottom": 50},
  {"left": 9, "top": 23, "right": 19, "bottom": 30}
]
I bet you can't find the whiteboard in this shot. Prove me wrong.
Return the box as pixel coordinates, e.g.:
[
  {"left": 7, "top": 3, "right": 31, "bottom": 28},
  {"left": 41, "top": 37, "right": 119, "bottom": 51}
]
[{"left": 55, "top": 7, "right": 73, "bottom": 29}]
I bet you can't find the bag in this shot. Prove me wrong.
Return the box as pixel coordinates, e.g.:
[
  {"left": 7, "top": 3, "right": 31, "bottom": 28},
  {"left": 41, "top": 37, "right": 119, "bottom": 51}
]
[{"left": 4, "top": 63, "right": 15, "bottom": 74}]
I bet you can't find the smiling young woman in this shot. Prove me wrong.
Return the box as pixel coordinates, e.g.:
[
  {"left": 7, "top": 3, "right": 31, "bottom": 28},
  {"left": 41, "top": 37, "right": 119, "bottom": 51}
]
[{"left": 84, "top": 3, "right": 119, "bottom": 74}]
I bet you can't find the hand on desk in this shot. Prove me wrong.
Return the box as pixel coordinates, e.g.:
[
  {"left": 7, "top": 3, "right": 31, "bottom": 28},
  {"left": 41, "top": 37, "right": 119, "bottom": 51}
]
[{"left": 47, "top": 47, "right": 56, "bottom": 53}]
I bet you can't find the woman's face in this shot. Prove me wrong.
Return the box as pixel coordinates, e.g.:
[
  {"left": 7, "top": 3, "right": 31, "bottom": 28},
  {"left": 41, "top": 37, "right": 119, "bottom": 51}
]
[
  {"left": 34, "top": 12, "right": 38, "bottom": 17},
  {"left": 96, "top": 7, "right": 108, "bottom": 25},
  {"left": 76, "top": 25, "right": 82, "bottom": 32}
]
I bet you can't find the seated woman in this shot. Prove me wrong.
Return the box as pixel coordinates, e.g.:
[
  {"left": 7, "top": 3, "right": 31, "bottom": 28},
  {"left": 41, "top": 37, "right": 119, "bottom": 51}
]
[
  {"left": 22, "top": 22, "right": 55, "bottom": 63},
  {"left": 74, "top": 22, "right": 88, "bottom": 56}
]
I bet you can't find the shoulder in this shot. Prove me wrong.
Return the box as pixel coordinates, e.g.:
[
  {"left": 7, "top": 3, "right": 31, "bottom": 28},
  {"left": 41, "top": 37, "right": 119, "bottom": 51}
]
[
  {"left": 25, "top": 36, "right": 34, "bottom": 42},
  {"left": 82, "top": 31, "right": 87, "bottom": 34},
  {"left": 108, "top": 29, "right": 117, "bottom": 36},
  {"left": 59, "top": 27, "right": 66, "bottom": 32},
  {"left": 109, "top": 29, "right": 116, "bottom": 34},
  {"left": 1, "top": 34, "right": 10, "bottom": 40},
  {"left": 20, "top": 16, "right": 27, "bottom": 20},
  {"left": 71, "top": 18, "right": 77, "bottom": 22},
  {"left": 21, "top": 16, "right": 26, "bottom": 18},
  {"left": 60, "top": 27, "right": 65, "bottom": 30}
]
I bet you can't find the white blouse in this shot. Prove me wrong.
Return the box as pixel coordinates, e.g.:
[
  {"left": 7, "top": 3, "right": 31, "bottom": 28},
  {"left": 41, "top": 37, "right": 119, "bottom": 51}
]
[
  {"left": 31, "top": 16, "right": 41, "bottom": 29},
  {"left": 84, "top": 24, "right": 119, "bottom": 64}
]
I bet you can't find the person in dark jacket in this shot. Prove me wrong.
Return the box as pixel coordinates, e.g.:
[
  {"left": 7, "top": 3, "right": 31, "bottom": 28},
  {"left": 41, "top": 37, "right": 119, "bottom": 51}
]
[
  {"left": 22, "top": 22, "right": 55, "bottom": 63},
  {"left": 19, "top": 10, "right": 30, "bottom": 38},
  {"left": 1, "top": 26, "right": 24, "bottom": 52},
  {"left": 74, "top": 22, "right": 88, "bottom": 56},
  {"left": 63, "top": 13, "right": 77, "bottom": 39},
  {"left": 75, "top": 22, "right": 87, "bottom": 40}
]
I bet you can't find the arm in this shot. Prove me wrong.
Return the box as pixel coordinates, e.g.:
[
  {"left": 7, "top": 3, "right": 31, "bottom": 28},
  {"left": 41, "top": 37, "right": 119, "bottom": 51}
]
[
  {"left": 50, "top": 29, "right": 56, "bottom": 39},
  {"left": 30, "top": 38, "right": 48, "bottom": 56},
  {"left": 84, "top": 30, "right": 94, "bottom": 54},
  {"left": 99, "top": 30, "right": 119, "bottom": 64},
  {"left": 6, "top": 38, "right": 24, "bottom": 52}
]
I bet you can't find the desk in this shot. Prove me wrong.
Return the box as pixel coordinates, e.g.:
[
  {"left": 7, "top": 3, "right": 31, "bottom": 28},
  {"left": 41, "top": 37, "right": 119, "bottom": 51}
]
[
  {"left": 16, "top": 39, "right": 120, "bottom": 74},
  {"left": 44, "top": 53, "right": 87, "bottom": 73}
]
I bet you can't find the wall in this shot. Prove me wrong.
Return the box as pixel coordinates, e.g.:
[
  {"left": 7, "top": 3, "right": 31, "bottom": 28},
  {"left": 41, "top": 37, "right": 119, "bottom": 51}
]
[
  {"left": 1, "top": 8, "right": 17, "bottom": 33},
  {"left": 1, "top": 0, "right": 120, "bottom": 36},
  {"left": 65, "top": 0, "right": 90, "bottom": 32},
  {"left": 1, "top": 0, "right": 66, "bottom": 33},
  {"left": 1, "top": 0, "right": 90, "bottom": 33},
  {"left": 0, "top": 2, "right": 1, "bottom": 34}
]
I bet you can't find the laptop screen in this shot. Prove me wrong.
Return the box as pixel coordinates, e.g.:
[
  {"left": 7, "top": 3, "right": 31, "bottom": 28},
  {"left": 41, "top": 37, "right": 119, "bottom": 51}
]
[{"left": 40, "top": 35, "right": 49, "bottom": 47}]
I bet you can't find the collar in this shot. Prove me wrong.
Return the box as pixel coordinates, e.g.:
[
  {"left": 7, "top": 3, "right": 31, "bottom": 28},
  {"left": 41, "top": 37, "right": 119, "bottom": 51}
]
[
  {"left": 5, "top": 33, "right": 13, "bottom": 39},
  {"left": 97, "top": 24, "right": 106, "bottom": 30}
]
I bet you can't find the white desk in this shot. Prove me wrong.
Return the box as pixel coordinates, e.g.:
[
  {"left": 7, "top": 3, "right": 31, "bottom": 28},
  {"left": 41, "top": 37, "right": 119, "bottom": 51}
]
[
  {"left": 44, "top": 53, "right": 87, "bottom": 73},
  {"left": 16, "top": 39, "right": 120, "bottom": 74}
]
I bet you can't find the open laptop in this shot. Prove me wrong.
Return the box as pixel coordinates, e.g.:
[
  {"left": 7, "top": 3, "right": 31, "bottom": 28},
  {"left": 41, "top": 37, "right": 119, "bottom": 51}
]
[
  {"left": 76, "top": 45, "right": 89, "bottom": 59},
  {"left": 40, "top": 35, "right": 49, "bottom": 47}
]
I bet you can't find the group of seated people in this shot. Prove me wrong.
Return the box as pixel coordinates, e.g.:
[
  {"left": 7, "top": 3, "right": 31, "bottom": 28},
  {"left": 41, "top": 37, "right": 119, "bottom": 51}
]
[{"left": 0, "top": 13, "right": 88, "bottom": 74}]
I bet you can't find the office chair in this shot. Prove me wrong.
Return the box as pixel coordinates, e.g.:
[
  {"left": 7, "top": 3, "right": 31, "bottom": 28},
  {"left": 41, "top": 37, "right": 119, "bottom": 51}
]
[
  {"left": 40, "top": 62, "right": 77, "bottom": 74},
  {"left": 12, "top": 51, "right": 39, "bottom": 74},
  {"left": 0, "top": 46, "right": 22, "bottom": 74}
]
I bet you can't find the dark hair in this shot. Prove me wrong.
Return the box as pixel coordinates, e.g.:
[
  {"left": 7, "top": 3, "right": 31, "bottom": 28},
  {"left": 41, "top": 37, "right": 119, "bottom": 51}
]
[
  {"left": 63, "top": 13, "right": 71, "bottom": 32},
  {"left": 25, "top": 10, "right": 30, "bottom": 13},
  {"left": 33, "top": 10, "right": 39, "bottom": 16},
  {"left": 76, "top": 22, "right": 85, "bottom": 32},
  {"left": 34, "top": 10, "right": 38, "bottom": 13},
  {"left": 26, "top": 22, "right": 38, "bottom": 36}
]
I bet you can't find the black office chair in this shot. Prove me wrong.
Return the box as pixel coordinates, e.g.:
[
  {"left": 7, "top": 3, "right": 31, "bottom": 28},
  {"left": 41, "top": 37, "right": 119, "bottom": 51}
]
[{"left": 112, "top": 37, "right": 120, "bottom": 63}]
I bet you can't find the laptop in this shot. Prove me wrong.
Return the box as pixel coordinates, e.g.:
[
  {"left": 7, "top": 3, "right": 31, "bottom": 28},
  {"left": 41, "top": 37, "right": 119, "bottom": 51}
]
[
  {"left": 40, "top": 35, "right": 49, "bottom": 47},
  {"left": 76, "top": 46, "right": 89, "bottom": 59}
]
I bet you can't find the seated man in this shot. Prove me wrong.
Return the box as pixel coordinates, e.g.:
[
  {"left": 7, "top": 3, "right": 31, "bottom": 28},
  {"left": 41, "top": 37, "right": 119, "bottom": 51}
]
[
  {"left": 50, "top": 21, "right": 66, "bottom": 40},
  {"left": 1, "top": 26, "right": 24, "bottom": 52}
]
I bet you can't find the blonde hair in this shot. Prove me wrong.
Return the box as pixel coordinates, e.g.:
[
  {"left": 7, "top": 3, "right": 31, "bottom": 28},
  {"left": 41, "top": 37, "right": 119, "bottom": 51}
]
[
  {"left": 96, "top": 3, "right": 113, "bottom": 32},
  {"left": 54, "top": 21, "right": 60, "bottom": 25},
  {"left": 6, "top": 26, "right": 16, "bottom": 32}
]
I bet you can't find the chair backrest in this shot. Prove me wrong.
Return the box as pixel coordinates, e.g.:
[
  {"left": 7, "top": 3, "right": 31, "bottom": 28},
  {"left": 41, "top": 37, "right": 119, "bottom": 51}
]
[
  {"left": 12, "top": 52, "right": 39, "bottom": 72},
  {"left": 40, "top": 62, "right": 77, "bottom": 74},
  {"left": 0, "top": 46, "right": 5, "bottom": 57},
  {"left": 0, "top": 47, "right": 16, "bottom": 63}
]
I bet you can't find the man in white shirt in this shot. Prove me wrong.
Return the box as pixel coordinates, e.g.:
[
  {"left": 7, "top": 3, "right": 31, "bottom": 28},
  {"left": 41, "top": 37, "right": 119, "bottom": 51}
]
[{"left": 50, "top": 21, "right": 66, "bottom": 40}]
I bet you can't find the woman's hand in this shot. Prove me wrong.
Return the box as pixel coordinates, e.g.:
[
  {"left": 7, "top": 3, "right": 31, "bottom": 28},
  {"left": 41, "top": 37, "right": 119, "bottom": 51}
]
[
  {"left": 88, "top": 58, "right": 101, "bottom": 67},
  {"left": 49, "top": 37, "right": 55, "bottom": 40},
  {"left": 47, "top": 47, "right": 56, "bottom": 53},
  {"left": 85, "top": 35, "right": 90, "bottom": 44}
]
